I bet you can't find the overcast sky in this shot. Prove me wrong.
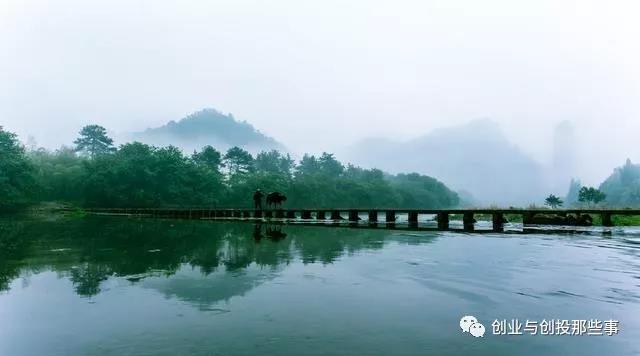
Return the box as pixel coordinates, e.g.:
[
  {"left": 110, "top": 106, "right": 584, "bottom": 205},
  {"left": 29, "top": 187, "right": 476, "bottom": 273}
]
[{"left": 1, "top": 0, "right": 639, "bottom": 184}]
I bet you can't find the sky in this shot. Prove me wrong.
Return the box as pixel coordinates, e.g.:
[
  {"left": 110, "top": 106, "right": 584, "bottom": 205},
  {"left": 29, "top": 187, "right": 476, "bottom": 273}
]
[{"left": 1, "top": 0, "right": 639, "bottom": 184}]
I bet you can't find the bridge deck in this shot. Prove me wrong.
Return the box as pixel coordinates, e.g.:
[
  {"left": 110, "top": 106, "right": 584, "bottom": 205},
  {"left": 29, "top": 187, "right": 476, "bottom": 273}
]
[
  {"left": 80, "top": 207, "right": 640, "bottom": 214},
  {"left": 70, "top": 207, "right": 640, "bottom": 231}
]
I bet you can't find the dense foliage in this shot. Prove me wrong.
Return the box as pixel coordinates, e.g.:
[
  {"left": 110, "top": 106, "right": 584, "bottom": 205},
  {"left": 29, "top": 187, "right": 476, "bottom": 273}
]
[
  {"left": 577, "top": 186, "right": 606, "bottom": 206},
  {"left": 0, "top": 127, "right": 36, "bottom": 210},
  {"left": 1, "top": 125, "right": 459, "bottom": 209}
]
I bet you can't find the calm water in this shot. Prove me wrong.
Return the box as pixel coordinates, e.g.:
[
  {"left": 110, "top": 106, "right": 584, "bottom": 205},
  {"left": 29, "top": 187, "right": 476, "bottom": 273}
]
[{"left": 0, "top": 215, "right": 639, "bottom": 356}]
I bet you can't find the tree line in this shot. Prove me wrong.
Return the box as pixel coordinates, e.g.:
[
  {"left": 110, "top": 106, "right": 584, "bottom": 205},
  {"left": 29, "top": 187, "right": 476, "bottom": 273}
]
[{"left": 1, "top": 125, "right": 460, "bottom": 210}]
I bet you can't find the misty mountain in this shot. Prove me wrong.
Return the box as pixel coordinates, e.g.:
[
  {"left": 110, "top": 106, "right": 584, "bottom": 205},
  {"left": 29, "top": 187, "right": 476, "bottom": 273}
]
[
  {"left": 346, "top": 119, "right": 547, "bottom": 206},
  {"left": 133, "top": 109, "right": 285, "bottom": 153},
  {"left": 598, "top": 159, "right": 640, "bottom": 207}
]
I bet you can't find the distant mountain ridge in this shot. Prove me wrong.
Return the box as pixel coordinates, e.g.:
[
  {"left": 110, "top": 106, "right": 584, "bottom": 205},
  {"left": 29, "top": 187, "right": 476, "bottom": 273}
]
[
  {"left": 133, "top": 109, "right": 285, "bottom": 153},
  {"left": 346, "top": 119, "right": 547, "bottom": 205}
]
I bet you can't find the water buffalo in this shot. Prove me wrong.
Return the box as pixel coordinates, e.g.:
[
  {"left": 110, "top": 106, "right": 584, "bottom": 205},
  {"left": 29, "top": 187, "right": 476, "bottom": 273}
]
[{"left": 266, "top": 192, "right": 287, "bottom": 208}]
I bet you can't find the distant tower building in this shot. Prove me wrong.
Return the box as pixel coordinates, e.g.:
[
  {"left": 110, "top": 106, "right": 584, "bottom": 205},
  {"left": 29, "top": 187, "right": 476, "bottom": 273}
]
[{"left": 551, "top": 120, "right": 577, "bottom": 194}]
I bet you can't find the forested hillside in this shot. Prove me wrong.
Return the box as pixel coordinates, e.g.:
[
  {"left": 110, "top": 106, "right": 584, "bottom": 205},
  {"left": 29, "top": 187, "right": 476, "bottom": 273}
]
[{"left": 598, "top": 159, "right": 640, "bottom": 207}]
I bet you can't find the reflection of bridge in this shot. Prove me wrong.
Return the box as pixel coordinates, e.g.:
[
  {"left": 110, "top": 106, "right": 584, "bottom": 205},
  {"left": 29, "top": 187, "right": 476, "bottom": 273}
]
[{"left": 77, "top": 208, "right": 640, "bottom": 232}]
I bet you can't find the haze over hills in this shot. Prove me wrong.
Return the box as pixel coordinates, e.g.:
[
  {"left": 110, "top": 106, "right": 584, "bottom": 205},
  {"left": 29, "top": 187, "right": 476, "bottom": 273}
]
[
  {"left": 132, "top": 109, "right": 285, "bottom": 154},
  {"left": 130, "top": 111, "right": 568, "bottom": 206},
  {"left": 345, "top": 119, "right": 549, "bottom": 206}
]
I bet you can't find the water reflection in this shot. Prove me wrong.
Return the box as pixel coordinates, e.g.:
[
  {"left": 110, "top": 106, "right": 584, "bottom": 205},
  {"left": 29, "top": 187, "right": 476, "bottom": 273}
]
[
  {"left": 0, "top": 216, "right": 414, "bottom": 299},
  {"left": 253, "top": 223, "right": 288, "bottom": 242},
  {"left": 2, "top": 215, "right": 640, "bottom": 356}
]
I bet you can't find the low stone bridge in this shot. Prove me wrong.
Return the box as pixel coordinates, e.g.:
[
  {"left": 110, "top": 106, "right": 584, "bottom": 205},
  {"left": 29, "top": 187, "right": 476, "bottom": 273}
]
[{"left": 77, "top": 208, "right": 640, "bottom": 232}]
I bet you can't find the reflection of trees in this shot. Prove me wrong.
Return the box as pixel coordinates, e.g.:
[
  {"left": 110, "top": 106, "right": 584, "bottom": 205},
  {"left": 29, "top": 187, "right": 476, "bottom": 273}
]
[
  {"left": 0, "top": 220, "right": 29, "bottom": 291},
  {"left": 0, "top": 216, "right": 436, "bottom": 298},
  {"left": 70, "top": 263, "right": 110, "bottom": 296}
]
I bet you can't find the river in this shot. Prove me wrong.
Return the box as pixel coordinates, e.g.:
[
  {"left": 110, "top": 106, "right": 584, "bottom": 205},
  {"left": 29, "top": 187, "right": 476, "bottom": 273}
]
[{"left": 0, "top": 215, "right": 638, "bottom": 355}]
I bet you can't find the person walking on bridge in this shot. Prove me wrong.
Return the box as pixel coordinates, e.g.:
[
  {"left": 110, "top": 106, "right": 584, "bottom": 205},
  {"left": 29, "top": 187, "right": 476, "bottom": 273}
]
[{"left": 253, "top": 189, "right": 264, "bottom": 210}]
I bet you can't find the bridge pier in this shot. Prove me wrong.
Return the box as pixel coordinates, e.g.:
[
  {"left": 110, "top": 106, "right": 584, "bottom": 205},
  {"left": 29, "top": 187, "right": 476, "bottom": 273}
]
[
  {"left": 317, "top": 210, "right": 326, "bottom": 220},
  {"left": 254, "top": 210, "right": 263, "bottom": 218},
  {"left": 242, "top": 210, "right": 251, "bottom": 218},
  {"left": 330, "top": 210, "right": 342, "bottom": 220},
  {"left": 275, "top": 210, "right": 285, "bottom": 219},
  {"left": 522, "top": 212, "right": 534, "bottom": 225},
  {"left": 348, "top": 210, "right": 359, "bottom": 222},
  {"left": 602, "top": 212, "right": 613, "bottom": 227},
  {"left": 368, "top": 211, "right": 378, "bottom": 223},
  {"left": 385, "top": 211, "right": 396, "bottom": 226},
  {"left": 286, "top": 210, "right": 296, "bottom": 219},
  {"left": 301, "top": 210, "right": 312, "bottom": 219},
  {"left": 408, "top": 212, "right": 418, "bottom": 226},
  {"left": 492, "top": 212, "right": 504, "bottom": 232},
  {"left": 463, "top": 212, "right": 475, "bottom": 232},
  {"left": 437, "top": 212, "right": 449, "bottom": 230}
]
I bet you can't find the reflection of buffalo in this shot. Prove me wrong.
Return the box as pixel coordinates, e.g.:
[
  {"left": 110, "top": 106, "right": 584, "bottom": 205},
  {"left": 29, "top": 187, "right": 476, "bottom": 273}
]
[
  {"left": 266, "top": 226, "right": 287, "bottom": 241},
  {"left": 252, "top": 224, "right": 287, "bottom": 242},
  {"left": 266, "top": 192, "right": 287, "bottom": 208}
]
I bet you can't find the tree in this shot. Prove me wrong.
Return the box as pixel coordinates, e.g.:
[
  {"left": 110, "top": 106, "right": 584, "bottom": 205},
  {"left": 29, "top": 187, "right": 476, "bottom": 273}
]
[
  {"left": 0, "top": 127, "right": 36, "bottom": 209},
  {"left": 255, "top": 150, "right": 294, "bottom": 176},
  {"left": 224, "top": 146, "right": 254, "bottom": 175},
  {"left": 74, "top": 125, "right": 115, "bottom": 157},
  {"left": 544, "top": 194, "right": 563, "bottom": 208},
  {"left": 578, "top": 186, "right": 606, "bottom": 206},
  {"left": 318, "top": 152, "right": 344, "bottom": 176},
  {"left": 296, "top": 154, "right": 321, "bottom": 177},
  {"left": 192, "top": 146, "right": 223, "bottom": 173}
]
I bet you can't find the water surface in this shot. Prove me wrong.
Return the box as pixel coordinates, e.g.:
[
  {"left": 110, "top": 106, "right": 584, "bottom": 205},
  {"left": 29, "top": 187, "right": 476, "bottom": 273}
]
[{"left": 0, "top": 216, "right": 638, "bottom": 355}]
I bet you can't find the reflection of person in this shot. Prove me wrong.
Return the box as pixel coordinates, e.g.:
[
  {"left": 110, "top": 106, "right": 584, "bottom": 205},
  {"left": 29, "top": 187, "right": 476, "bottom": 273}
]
[
  {"left": 253, "top": 189, "right": 264, "bottom": 210},
  {"left": 253, "top": 223, "right": 263, "bottom": 242}
]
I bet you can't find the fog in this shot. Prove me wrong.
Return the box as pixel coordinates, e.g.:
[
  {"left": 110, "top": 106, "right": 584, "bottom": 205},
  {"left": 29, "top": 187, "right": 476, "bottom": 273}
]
[{"left": 2, "top": 0, "right": 639, "bottom": 187}]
